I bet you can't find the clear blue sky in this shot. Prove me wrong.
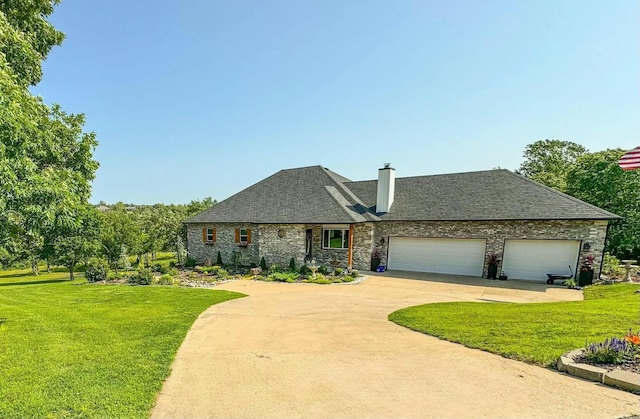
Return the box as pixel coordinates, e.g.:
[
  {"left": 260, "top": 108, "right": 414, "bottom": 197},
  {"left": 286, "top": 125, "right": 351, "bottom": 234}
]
[{"left": 31, "top": 0, "right": 640, "bottom": 205}]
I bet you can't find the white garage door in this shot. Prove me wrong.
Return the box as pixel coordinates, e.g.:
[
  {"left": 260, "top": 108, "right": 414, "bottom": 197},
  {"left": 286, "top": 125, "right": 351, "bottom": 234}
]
[
  {"left": 388, "top": 237, "right": 486, "bottom": 276},
  {"left": 502, "top": 240, "right": 580, "bottom": 281}
]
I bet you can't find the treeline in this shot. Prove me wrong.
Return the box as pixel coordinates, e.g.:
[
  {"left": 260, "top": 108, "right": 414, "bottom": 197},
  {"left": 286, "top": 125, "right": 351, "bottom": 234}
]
[{"left": 0, "top": 198, "right": 216, "bottom": 279}]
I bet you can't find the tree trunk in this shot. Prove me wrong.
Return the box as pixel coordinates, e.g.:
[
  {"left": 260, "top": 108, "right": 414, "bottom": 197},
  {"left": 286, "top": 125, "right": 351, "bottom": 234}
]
[
  {"left": 69, "top": 265, "right": 74, "bottom": 281},
  {"left": 31, "top": 259, "right": 39, "bottom": 276},
  {"left": 46, "top": 260, "right": 51, "bottom": 274}
]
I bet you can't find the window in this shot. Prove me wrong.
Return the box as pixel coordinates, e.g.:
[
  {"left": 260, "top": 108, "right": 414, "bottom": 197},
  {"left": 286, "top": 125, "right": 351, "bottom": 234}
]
[
  {"left": 202, "top": 227, "right": 216, "bottom": 243},
  {"left": 235, "top": 228, "right": 252, "bottom": 244},
  {"left": 322, "top": 229, "right": 349, "bottom": 249}
]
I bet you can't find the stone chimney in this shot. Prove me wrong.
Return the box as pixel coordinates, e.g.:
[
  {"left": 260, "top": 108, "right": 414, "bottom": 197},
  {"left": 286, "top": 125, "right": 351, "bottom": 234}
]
[{"left": 376, "top": 163, "right": 395, "bottom": 213}]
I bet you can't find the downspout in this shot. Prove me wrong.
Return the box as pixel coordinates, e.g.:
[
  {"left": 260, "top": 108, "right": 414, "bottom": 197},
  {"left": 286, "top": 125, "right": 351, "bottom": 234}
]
[
  {"left": 348, "top": 224, "right": 354, "bottom": 270},
  {"left": 598, "top": 221, "right": 612, "bottom": 278}
]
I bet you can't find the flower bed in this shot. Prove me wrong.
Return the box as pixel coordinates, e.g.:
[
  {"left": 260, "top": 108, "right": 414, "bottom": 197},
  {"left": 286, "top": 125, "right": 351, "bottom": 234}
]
[{"left": 573, "top": 330, "right": 640, "bottom": 374}]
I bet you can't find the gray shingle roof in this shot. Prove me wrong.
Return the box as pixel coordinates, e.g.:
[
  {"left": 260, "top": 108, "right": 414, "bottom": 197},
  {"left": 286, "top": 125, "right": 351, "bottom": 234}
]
[
  {"left": 345, "top": 169, "right": 619, "bottom": 221},
  {"left": 185, "top": 167, "right": 619, "bottom": 224},
  {"left": 184, "top": 165, "right": 379, "bottom": 224}
]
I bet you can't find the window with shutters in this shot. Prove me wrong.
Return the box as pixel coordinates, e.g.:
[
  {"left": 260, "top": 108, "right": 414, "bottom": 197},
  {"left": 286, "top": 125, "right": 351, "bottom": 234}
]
[
  {"left": 235, "top": 228, "right": 252, "bottom": 246},
  {"left": 202, "top": 226, "right": 216, "bottom": 244}
]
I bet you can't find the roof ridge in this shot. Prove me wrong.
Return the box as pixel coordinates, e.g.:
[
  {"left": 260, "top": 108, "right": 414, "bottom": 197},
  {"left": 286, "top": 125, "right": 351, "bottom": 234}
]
[
  {"left": 346, "top": 168, "right": 508, "bottom": 184},
  {"left": 505, "top": 171, "right": 620, "bottom": 218}
]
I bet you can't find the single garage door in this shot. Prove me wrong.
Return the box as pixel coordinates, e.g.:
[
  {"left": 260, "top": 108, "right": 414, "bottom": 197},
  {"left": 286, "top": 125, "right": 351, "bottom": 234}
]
[
  {"left": 387, "top": 237, "right": 486, "bottom": 276},
  {"left": 502, "top": 239, "right": 580, "bottom": 281}
]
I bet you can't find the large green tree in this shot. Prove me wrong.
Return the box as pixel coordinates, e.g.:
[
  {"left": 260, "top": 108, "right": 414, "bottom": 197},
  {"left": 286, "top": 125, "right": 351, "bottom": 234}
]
[
  {"left": 0, "top": 1, "right": 98, "bottom": 272},
  {"left": 517, "top": 139, "right": 587, "bottom": 192},
  {"left": 566, "top": 149, "right": 640, "bottom": 258}
]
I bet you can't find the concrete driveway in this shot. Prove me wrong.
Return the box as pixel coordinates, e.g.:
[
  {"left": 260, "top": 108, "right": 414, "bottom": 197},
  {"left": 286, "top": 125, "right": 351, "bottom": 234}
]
[{"left": 151, "top": 273, "right": 639, "bottom": 419}]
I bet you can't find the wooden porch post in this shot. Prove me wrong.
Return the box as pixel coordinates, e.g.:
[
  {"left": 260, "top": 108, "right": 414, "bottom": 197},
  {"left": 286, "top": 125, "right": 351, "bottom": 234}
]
[{"left": 347, "top": 224, "right": 354, "bottom": 270}]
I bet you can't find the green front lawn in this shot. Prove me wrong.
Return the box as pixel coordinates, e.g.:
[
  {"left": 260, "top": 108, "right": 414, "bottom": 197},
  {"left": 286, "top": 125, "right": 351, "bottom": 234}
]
[
  {"left": 0, "top": 271, "right": 244, "bottom": 418},
  {"left": 389, "top": 283, "right": 640, "bottom": 366}
]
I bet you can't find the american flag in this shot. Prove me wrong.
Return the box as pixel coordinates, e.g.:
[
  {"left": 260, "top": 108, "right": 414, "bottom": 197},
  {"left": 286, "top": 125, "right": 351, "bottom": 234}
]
[{"left": 619, "top": 146, "right": 640, "bottom": 170}]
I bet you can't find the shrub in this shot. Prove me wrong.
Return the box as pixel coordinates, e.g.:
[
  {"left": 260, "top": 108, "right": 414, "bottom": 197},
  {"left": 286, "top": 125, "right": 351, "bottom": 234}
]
[
  {"left": 153, "top": 264, "right": 169, "bottom": 274},
  {"left": 85, "top": 258, "right": 109, "bottom": 283},
  {"left": 288, "top": 257, "right": 296, "bottom": 272},
  {"left": 563, "top": 278, "right": 577, "bottom": 288},
  {"left": 342, "top": 276, "right": 355, "bottom": 282},
  {"left": 185, "top": 257, "right": 197, "bottom": 268},
  {"left": 260, "top": 257, "right": 267, "bottom": 271},
  {"left": 299, "top": 264, "right": 311, "bottom": 276},
  {"left": 129, "top": 267, "right": 154, "bottom": 285},
  {"left": 216, "top": 251, "right": 223, "bottom": 266},
  {"left": 269, "top": 263, "right": 282, "bottom": 273},
  {"left": 269, "top": 272, "right": 298, "bottom": 283},
  {"left": 169, "top": 261, "right": 177, "bottom": 268},
  {"left": 334, "top": 267, "right": 343, "bottom": 276},
  {"left": 168, "top": 267, "right": 179, "bottom": 277},
  {"left": 158, "top": 274, "right": 174, "bottom": 285},
  {"left": 349, "top": 269, "right": 360, "bottom": 278},
  {"left": 602, "top": 253, "right": 625, "bottom": 278},
  {"left": 318, "top": 265, "right": 328, "bottom": 275},
  {"left": 217, "top": 268, "right": 229, "bottom": 278},
  {"left": 312, "top": 278, "right": 332, "bottom": 284}
]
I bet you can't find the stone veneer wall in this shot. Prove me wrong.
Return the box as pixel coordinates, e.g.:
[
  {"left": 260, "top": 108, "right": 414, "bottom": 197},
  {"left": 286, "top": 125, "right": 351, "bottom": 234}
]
[
  {"left": 309, "top": 223, "right": 374, "bottom": 272},
  {"left": 371, "top": 220, "right": 609, "bottom": 278},
  {"left": 187, "top": 222, "right": 374, "bottom": 271},
  {"left": 258, "top": 224, "right": 307, "bottom": 268},
  {"left": 187, "top": 219, "right": 608, "bottom": 277},
  {"left": 186, "top": 223, "right": 259, "bottom": 266}
]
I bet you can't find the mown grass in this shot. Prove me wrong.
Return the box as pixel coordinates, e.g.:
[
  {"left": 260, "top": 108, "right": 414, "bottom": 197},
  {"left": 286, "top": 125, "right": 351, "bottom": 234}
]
[
  {"left": 0, "top": 273, "right": 245, "bottom": 418},
  {"left": 389, "top": 283, "right": 640, "bottom": 366},
  {"left": 0, "top": 267, "right": 75, "bottom": 286}
]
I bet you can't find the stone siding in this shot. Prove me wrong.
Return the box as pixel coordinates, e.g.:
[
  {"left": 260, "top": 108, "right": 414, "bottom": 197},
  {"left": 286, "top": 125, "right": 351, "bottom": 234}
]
[
  {"left": 372, "top": 220, "right": 608, "bottom": 278},
  {"left": 309, "top": 223, "right": 374, "bottom": 272},
  {"left": 186, "top": 219, "right": 608, "bottom": 278},
  {"left": 258, "top": 224, "right": 307, "bottom": 268},
  {"left": 186, "top": 223, "right": 259, "bottom": 266}
]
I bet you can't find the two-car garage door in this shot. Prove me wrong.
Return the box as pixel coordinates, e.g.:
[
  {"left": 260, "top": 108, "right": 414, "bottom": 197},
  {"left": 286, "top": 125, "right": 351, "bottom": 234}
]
[{"left": 388, "top": 237, "right": 486, "bottom": 276}]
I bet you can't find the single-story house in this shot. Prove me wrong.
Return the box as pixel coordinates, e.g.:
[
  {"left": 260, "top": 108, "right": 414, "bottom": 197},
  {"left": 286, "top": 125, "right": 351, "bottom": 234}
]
[{"left": 184, "top": 164, "right": 618, "bottom": 281}]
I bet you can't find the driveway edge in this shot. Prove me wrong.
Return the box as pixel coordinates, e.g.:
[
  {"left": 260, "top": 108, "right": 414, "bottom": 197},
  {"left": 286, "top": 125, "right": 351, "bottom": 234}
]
[{"left": 557, "top": 349, "right": 640, "bottom": 393}]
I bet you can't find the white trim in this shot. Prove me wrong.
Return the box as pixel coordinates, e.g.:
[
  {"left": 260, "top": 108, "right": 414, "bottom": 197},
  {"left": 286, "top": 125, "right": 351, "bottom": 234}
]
[{"left": 322, "top": 228, "right": 349, "bottom": 249}]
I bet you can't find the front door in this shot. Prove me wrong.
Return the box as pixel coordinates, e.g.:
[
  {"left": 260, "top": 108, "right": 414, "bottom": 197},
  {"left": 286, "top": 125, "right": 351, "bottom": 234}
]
[{"left": 305, "top": 229, "right": 313, "bottom": 262}]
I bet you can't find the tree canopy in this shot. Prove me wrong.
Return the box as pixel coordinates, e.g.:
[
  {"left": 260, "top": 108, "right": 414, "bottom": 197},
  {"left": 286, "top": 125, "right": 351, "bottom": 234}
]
[
  {"left": 566, "top": 149, "right": 640, "bottom": 258},
  {"left": 0, "top": 1, "right": 99, "bottom": 273},
  {"left": 517, "top": 139, "right": 587, "bottom": 192}
]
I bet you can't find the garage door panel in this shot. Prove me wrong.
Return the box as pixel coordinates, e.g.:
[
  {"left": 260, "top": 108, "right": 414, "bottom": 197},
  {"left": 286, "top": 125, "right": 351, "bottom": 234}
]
[
  {"left": 388, "top": 238, "right": 485, "bottom": 276},
  {"left": 502, "top": 240, "right": 580, "bottom": 281}
]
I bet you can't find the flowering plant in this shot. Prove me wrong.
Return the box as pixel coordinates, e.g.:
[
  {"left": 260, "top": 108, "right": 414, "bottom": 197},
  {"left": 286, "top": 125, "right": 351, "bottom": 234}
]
[
  {"left": 625, "top": 330, "right": 640, "bottom": 345},
  {"left": 487, "top": 254, "right": 500, "bottom": 265},
  {"left": 580, "top": 255, "right": 595, "bottom": 272},
  {"left": 371, "top": 249, "right": 381, "bottom": 259},
  {"left": 584, "top": 337, "right": 633, "bottom": 364}
]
